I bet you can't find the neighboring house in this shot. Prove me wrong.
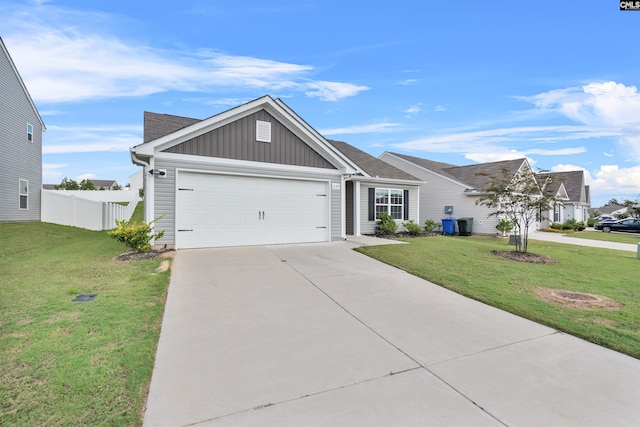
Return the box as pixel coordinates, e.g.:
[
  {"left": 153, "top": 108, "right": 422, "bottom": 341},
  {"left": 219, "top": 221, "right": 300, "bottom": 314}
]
[
  {"left": 380, "top": 153, "right": 537, "bottom": 235},
  {"left": 131, "top": 95, "right": 419, "bottom": 249},
  {"left": 92, "top": 180, "right": 119, "bottom": 190},
  {"left": 590, "top": 203, "right": 628, "bottom": 218},
  {"left": 0, "top": 37, "right": 45, "bottom": 222},
  {"left": 538, "top": 170, "right": 590, "bottom": 227},
  {"left": 129, "top": 170, "right": 143, "bottom": 194}
]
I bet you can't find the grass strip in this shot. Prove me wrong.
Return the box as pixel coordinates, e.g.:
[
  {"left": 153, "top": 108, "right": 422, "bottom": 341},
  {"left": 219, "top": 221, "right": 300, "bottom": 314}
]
[{"left": 0, "top": 222, "right": 170, "bottom": 426}]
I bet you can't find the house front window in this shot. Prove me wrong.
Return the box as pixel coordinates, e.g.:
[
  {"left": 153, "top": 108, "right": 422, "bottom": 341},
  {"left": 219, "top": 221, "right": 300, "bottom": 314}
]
[
  {"left": 19, "top": 179, "right": 28, "bottom": 210},
  {"left": 554, "top": 203, "right": 561, "bottom": 222},
  {"left": 27, "top": 123, "right": 33, "bottom": 142},
  {"left": 375, "top": 188, "right": 403, "bottom": 219}
]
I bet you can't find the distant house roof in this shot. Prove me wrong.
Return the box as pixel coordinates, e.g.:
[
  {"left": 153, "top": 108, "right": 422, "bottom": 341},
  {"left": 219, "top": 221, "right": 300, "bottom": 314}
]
[
  {"left": 144, "top": 112, "right": 200, "bottom": 143},
  {"left": 386, "top": 152, "right": 527, "bottom": 191},
  {"left": 328, "top": 141, "right": 420, "bottom": 181},
  {"left": 92, "top": 180, "right": 118, "bottom": 189},
  {"left": 594, "top": 203, "right": 627, "bottom": 214},
  {"left": 546, "top": 171, "right": 587, "bottom": 203}
]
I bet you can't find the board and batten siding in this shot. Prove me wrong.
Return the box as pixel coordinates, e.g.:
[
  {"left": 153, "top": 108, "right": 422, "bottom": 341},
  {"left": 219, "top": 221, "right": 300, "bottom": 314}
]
[
  {"left": 0, "top": 43, "right": 42, "bottom": 222},
  {"left": 358, "top": 183, "right": 419, "bottom": 235},
  {"left": 380, "top": 154, "right": 498, "bottom": 235},
  {"left": 152, "top": 156, "right": 343, "bottom": 247},
  {"left": 163, "top": 110, "right": 336, "bottom": 170}
]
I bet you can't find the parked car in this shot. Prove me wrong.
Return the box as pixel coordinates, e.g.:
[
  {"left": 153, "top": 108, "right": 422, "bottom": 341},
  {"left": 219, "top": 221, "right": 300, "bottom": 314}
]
[
  {"left": 596, "top": 215, "right": 615, "bottom": 222},
  {"left": 594, "top": 218, "right": 640, "bottom": 233}
]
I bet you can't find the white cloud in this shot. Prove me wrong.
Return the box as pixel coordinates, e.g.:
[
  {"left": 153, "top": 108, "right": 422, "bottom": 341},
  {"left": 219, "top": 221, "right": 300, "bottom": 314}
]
[
  {"left": 404, "top": 105, "right": 421, "bottom": 114},
  {"left": 394, "top": 125, "right": 592, "bottom": 153},
  {"left": 434, "top": 105, "right": 446, "bottom": 112},
  {"left": 75, "top": 173, "right": 97, "bottom": 182},
  {"left": 2, "top": 4, "right": 367, "bottom": 103},
  {"left": 42, "top": 163, "right": 67, "bottom": 183},
  {"left": 465, "top": 151, "right": 530, "bottom": 163},
  {"left": 43, "top": 124, "right": 141, "bottom": 153},
  {"left": 398, "top": 79, "right": 418, "bottom": 85},
  {"left": 320, "top": 122, "right": 401, "bottom": 136},
  {"left": 303, "top": 81, "right": 369, "bottom": 102},
  {"left": 524, "top": 81, "right": 640, "bottom": 161}
]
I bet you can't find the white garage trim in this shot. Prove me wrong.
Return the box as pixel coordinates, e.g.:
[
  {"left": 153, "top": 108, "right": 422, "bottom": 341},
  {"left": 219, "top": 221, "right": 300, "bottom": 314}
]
[{"left": 175, "top": 169, "right": 331, "bottom": 249}]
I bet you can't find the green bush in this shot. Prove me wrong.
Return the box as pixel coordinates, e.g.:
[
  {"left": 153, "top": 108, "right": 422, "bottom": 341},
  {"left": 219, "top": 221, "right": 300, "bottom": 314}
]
[
  {"left": 424, "top": 219, "right": 437, "bottom": 234},
  {"left": 587, "top": 217, "right": 596, "bottom": 227},
  {"left": 402, "top": 220, "right": 422, "bottom": 236},
  {"left": 108, "top": 217, "right": 165, "bottom": 253},
  {"left": 376, "top": 213, "right": 398, "bottom": 235},
  {"left": 575, "top": 221, "right": 586, "bottom": 231},
  {"left": 496, "top": 218, "right": 514, "bottom": 235},
  {"left": 550, "top": 222, "right": 563, "bottom": 230},
  {"left": 563, "top": 218, "right": 578, "bottom": 230}
]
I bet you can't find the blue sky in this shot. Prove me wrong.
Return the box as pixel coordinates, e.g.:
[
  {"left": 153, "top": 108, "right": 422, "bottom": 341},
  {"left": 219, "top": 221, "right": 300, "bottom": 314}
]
[{"left": 2, "top": 0, "right": 640, "bottom": 207}]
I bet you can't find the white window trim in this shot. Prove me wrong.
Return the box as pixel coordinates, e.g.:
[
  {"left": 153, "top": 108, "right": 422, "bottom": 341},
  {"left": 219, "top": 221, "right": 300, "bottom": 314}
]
[
  {"left": 27, "top": 123, "right": 33, "bottom": 142},
  {"left": 19, "top": 179, "right": 28, "bottom": 210},
  {"left": 375, "top": 188, "right": 404, "bottom": 220}
]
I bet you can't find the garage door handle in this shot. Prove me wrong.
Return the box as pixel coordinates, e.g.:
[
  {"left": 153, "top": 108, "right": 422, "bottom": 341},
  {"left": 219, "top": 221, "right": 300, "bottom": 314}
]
[
  {"left": 178, "top": 229, "right": 194, "bottom": 232},
  {"left": 316, "top": 226, "right": 327, "bottom": 229}
]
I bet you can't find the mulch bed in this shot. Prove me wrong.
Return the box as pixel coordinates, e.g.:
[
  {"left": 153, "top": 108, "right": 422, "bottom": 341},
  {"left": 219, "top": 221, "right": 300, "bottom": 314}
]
[
  {"left": 114, "top": 249, "right": 175, "bottom": 262},
  {"left": 492, "top": 250, "right": 558, "bottom": 264}
]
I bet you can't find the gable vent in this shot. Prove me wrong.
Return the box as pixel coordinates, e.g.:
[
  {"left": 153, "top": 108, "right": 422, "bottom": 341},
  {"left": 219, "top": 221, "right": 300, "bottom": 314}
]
[{"left": 256, "top": 120, "right": 272, "bottom": 143}]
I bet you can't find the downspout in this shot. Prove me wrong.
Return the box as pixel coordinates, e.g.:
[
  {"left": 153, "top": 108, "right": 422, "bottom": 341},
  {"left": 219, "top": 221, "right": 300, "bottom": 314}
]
[
  {"left": 340, "top": 174, "right": 347, "bottom": 240},
  {"left": 130, "top": 149, "right": 153, "bottom": 224}
]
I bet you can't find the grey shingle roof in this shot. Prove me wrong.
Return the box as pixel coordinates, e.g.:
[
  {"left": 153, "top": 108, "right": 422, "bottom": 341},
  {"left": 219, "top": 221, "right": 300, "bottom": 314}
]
[
  {"left": 328, "top": 141, "right": 420, "bottom": 181},
  {"left": 144, "top": 112, "right": 200, "bottom": 143},
  {"left": 546, "top": 171, "right": 585, "bottom": 203},
  {"left": 387, "top": 153, "right": 526, "bottom": 190}
]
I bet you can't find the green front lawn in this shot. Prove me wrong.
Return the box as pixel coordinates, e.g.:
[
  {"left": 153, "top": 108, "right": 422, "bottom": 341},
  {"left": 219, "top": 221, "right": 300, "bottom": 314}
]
[
  {"left": 568, "top": 230, "right": 640, "bottom": 245},
  {"left": 0, "top": 222, "right": 170, "bottom": 426},
  {"left": 357, "top": 236, "right": 640, "bottom": 359}
]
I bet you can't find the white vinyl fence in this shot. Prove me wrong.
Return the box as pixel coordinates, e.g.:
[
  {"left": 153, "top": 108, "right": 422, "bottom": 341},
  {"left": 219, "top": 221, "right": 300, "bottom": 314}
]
[{"left": 41, "top": 190, "right": 140, "bottom": 231}]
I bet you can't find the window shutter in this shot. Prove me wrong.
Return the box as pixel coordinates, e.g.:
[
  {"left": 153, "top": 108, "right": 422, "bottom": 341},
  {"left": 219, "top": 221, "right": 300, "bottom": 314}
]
[
  {"left": 403, "top": 190, "right": 409, "bottom": 220},
  {"left": 368, "top": 188, "right": 375, "bottom": 221}
]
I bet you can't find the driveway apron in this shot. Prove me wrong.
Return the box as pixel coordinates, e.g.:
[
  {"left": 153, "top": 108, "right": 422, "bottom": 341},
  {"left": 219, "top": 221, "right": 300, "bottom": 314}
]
[{"left": 144, "top": 240, "right": 640, "bottom": 427}]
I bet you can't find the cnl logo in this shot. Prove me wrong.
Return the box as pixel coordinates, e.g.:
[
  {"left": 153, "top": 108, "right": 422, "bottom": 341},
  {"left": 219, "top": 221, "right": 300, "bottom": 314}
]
[{"left": 620, "top": 1, "right": 640, "bottom": 10}]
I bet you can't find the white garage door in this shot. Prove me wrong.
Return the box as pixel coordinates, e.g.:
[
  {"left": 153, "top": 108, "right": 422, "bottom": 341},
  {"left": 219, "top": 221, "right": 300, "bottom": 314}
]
[{"left": 176, "top": 172, "right": 330, "bottom": 248}]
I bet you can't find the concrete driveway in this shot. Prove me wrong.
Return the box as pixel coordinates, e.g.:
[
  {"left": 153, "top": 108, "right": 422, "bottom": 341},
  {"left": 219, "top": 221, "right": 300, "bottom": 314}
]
[{"left": 144, "top": 238, "right": 640, "bottom": 427}]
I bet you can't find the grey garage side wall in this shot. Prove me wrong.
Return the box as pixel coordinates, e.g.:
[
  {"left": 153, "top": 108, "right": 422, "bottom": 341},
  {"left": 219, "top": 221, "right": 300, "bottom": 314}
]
[{"left": 152, "top": 156, "right": 343, "bottom": 247}]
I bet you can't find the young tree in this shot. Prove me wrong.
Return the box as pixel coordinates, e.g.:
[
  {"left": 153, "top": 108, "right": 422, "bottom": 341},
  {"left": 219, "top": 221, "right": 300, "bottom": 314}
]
[
  {"left": 475, "top": 167, "right": 559, "bottom": 253},
  {"left": 54, "top": 177, "right": 79, "bottom": 190},
  {"left": 79, "top": 179, "right": 96, "bottom": 190}
]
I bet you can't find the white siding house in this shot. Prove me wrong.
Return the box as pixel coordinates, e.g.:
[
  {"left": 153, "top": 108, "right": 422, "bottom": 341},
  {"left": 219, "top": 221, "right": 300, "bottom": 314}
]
[{"left": 0, "top": 37, "right": 45, "bottom": 222}]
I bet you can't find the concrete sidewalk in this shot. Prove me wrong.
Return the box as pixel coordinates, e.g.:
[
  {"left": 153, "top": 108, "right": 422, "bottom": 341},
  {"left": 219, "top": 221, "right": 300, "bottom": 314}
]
[{"left": 144, "top": 240, "right": 640, "bottom": 427}]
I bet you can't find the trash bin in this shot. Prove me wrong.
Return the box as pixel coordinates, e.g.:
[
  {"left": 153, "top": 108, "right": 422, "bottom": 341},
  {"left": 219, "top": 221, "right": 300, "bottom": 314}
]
[
  {"left": 457, "top": 218, "right": 473, "bottom": 236},
  {"left": 441, "top": 217, "right": 456, "bottom": 236}
]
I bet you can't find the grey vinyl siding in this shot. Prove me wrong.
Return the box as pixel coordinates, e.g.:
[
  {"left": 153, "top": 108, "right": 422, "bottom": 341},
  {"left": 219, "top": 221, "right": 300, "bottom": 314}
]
[
  {"left": 358, "top": 182, "right": 419, "bottom": 235},
  {"left": 0, "top": 43, "right": 42, "bottom": 222},
  {"left": 163, "top": 110, "right": 336, "bottom": 170},
  {"left": 380, "top": 154, "right": 498, "bottom": 235},
  {"left": 330, "top": 180, "right": 341, "bottom": 239},
  {"left": 152, "top": 156, "right": 343, "bottom": 246}
]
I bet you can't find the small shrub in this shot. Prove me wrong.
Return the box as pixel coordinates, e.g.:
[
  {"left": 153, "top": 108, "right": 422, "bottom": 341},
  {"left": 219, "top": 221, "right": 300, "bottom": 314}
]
[
  {"left": 550, "top": 222, "right": 563, "bottom": 230},
  {"left": 424, "top": 219, "right": 437, "bottom": 235},
  {"left": 576, "top": 221, "right": 586, "bottom": 231},
  {"left": 108, "top": 217, "right": 165, "bottom": 253},
  {"left": 402, "top": 220, "right": 422, "bottom": 236},
  {"left": 587, "top": 217, "right": 596, "bottom": 227},
  {"left": 562, "top": 218, "right": 577, "bottom": 230},
  {"left": 496, "top": 218, "right": 514, "bottom": 235},
  {"left": 376, "top": 213, "right": 398, "bottom": 235}
]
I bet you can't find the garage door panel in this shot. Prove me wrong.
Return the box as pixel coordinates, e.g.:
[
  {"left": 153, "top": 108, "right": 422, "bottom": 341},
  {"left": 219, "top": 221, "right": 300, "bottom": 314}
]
[{"left": 176, "top": 172, "right": 330, "bottom": 248}]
